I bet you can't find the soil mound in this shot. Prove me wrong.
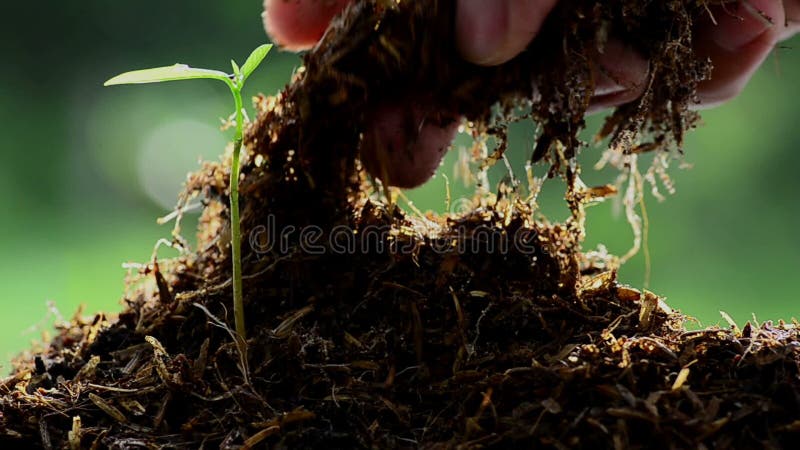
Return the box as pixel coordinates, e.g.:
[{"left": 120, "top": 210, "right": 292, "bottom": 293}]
[{"left": 2, "top": 1, "right": 798, "bottom": 449}]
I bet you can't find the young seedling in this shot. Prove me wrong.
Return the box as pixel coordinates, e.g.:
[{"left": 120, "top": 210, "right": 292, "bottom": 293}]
[{"left": 105, "top": 44, "right": 273, "bottom": 344}]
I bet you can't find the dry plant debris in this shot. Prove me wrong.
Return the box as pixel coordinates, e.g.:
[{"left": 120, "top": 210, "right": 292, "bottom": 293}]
[{"left": 1, "top": 1, "right": 798, "bottom": 449}]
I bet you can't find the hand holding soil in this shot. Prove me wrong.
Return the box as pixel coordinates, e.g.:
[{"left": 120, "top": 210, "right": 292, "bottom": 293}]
[{"left": 264, "top": 0, "right": 799, "bottom": 188}]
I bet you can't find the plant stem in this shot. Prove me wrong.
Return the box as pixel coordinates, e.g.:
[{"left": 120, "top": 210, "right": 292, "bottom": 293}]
[{"left": 230, "top": 87, "right": 246, "bottom": 342}]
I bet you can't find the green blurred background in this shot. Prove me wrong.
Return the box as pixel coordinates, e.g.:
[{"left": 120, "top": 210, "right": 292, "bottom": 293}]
[{"left": 0, "top": 2, "right": 797, "bottom": 365}]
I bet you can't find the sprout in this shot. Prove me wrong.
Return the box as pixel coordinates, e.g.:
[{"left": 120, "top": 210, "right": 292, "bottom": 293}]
[{"left": 105, "top": 44, "right": 274, "bottom": 346}]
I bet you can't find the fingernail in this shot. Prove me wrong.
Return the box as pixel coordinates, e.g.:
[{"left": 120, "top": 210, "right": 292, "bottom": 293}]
[
  {"left": 593, "top": 39, "right": 648, "bottom": 97},
  {"left": 708, "top": 0, "right": 776, "bottom": 51},
  {"left": 456, "top": 0, "right": 510, "bottom": 65},
  {"left": 593, "top": 65, "right": 629, "bottom": 98}
]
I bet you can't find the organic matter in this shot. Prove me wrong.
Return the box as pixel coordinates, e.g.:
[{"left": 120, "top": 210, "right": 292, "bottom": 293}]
[{"left": 1, "top": 1, "right": 798, "bottom": 449}]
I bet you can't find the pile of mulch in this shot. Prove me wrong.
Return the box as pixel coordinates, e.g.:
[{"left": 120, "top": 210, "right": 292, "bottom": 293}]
[{"left": 2, "top": 1, "right": 798, "bottom": 448}]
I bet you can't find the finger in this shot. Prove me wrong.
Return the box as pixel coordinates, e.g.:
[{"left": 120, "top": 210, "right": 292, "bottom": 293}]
[
  {"left": 360, "top": 103, "right": 460, "bottom": 189},
  {"left": 693, "top": 0, "right": 785, "bottom": 107},
  {"left": 587, "top": 39, "right": 650, "bottom": 114},
  {"left": 456, "top": 0, "right": 558, "bottom": 66},
  {"left": 783, "top": 0, "right": 800, "bottom": 40},
  {"left": 262, "top": 0, "right": 350, "bottom": 51}
]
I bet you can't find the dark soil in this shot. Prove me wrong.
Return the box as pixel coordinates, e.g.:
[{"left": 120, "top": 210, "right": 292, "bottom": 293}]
[{"left": 2, "top": 1, "right": 799, "bottom": 449}]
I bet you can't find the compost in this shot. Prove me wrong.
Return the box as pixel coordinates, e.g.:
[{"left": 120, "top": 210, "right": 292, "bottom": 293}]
[{"left": 1, "top": 1, "right": 798, "bottom": 448}]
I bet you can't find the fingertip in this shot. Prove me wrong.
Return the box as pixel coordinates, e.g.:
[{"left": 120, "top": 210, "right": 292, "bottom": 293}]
[
  {"left": 456, "top": 0, "right": 557, "bottom": 66},
  {"left": 782, "top": 0, "right": 800, "bottom": 40},
  {"left": 694, "top": 0, "right": 784, "bottom": 106},
  {"left": 361, "top": 103, "right": 460, "bottom": 189},
  {"left": 456, "top": 0, "right": 510, "bottom": 65},
  {"left": 263, "top": 0, "right": 350, "bottom": 51},
  {"left": 588, "top": 39, "right": 649, "bottom": 111},
  {"left": 709, "top": 0, "right": 783, "bottom": 50}
]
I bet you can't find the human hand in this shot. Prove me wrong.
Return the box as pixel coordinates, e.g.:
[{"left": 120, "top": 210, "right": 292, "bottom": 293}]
[
  {"left": 263, "top": 0, "right": 461, "bottom": 188},
  {"left": 263, "top": 0, "right": 800, "bottom": 187}
]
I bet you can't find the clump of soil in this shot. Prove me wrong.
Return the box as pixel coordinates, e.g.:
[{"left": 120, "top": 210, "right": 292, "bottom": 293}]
[{"left": 2, "top": 1, "right": 799, "bottom": 449}]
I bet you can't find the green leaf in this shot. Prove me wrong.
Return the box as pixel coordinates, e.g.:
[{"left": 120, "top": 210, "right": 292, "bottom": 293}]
[
  {"left": 240, "top": 44, "right": 273, "bottom": 84},
  {"left": 104, "top": 64, "right": 231, "bottom": 87},
  {"left": 231, "top": 60, "right": 241, "bottom": 77}
]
